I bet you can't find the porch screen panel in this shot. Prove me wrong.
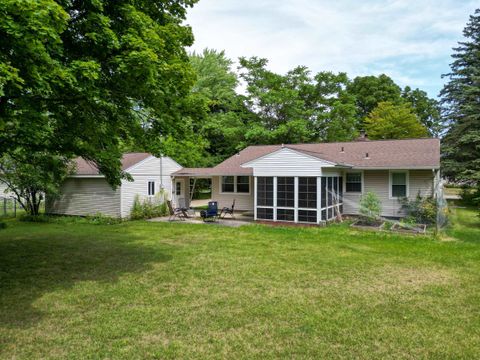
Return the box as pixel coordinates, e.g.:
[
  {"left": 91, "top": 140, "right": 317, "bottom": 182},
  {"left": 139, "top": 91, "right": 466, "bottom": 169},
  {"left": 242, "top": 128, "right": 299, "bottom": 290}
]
[
  {"left": 277, "top": 177, "right": 294, "bottom": 207},
  {"left": 257, "top": 177, "right": 273, "bottom": 206},
  {"left": 327, "top": 177, "right": 333, "bottom": 207},
  {"left": 257, "top": 208, "right": 273, "bottom": 220},
  {"left": 298, "top": 177, "right": 317, "bottom": 209},
  {"left": 277, "top": 209, "right": 294, "bottom": 221},
  {"left": 321, "top": 177, "right": 327, "bottom": 208},
  {"left": 298, "top": 210, "right": 317, "bottom": 223}
]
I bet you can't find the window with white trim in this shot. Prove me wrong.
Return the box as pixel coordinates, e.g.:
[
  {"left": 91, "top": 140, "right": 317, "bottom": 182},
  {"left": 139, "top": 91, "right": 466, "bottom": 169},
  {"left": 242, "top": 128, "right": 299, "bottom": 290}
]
[
  {"left": 148, "top": 181, "right": 155, "bottom": 196},
  {"left": 236, "top": 176, "right": 250, "bottom": 193},
  {"left": 391, "top": 172, "right": 407, "bottom": 198},
  {"left": 346, "top": 173, "right": 362, "bottom": 192},
  {"left": 175, "top": 181, "right": 181, "bottom": 196},
  {"left": 221, "top": 176, "right": 235, "bottom": 193},
  {"left": 221, "top": 176, "right": 250, "bottom": 194}
]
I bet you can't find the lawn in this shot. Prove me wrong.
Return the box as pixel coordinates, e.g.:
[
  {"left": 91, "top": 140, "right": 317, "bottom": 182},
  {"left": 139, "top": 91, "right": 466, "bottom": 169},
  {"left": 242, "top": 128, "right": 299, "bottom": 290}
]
[{"left": 0, "top": 208, "right": 479, "bottom": 359}]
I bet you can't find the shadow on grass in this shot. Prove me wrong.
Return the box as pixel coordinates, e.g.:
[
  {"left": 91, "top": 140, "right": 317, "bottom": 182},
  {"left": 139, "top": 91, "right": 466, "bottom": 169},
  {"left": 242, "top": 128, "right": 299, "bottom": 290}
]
[{"left": 0, "top": 223, "right": 172, "bottom": 329}]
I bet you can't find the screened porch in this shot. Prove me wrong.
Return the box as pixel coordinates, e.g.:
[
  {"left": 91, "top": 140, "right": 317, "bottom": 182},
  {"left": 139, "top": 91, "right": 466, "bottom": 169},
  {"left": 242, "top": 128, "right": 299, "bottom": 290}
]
[{"left": 254, "top": 175, "right": 343, "bottom": 224}]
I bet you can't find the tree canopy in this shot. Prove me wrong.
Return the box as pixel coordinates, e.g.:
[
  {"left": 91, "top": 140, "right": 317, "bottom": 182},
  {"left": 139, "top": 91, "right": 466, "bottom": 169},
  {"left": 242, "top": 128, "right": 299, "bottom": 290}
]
[
  {"left": 440, "top": 9, "right": 480, "bottom": 183},
  {"left": 0, "top": 0, "right": 198, "bottom": 186},
  {"left": 364, "top": 102, "right": 429, "bottom": 140}
]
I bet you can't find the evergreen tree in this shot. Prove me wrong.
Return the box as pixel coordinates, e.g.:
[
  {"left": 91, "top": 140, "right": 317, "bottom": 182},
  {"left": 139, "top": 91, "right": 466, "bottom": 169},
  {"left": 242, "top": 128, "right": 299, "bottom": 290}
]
[{"left": 441, "top": 9, "right": 480, "bottom": 183}]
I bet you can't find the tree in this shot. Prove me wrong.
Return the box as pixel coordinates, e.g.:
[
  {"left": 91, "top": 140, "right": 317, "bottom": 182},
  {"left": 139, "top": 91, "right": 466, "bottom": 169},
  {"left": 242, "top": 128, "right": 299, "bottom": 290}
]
[
  {"left": 312, "top": 72, "right": 358, "bottom": 142},
  {"left": 238, "top": 58, "right": 358, "bottom": 145},
  {"left": 0, "top": 152, "right": 72, "bottom": 215},
  {"left": 440, "top": 9, "right": 480, "bottom": 184},
  {"left": 189, "top": 49, "right": 251, "bottom": 163},
  {"left": 364, "top": 102, "right": 429, "bottom": 140},
  {"left": 0, "top": 0, "right": 198, "bottom": 187},
  {"left": 347, "top": 74, "right": 403, "bottom": 125},
  {"left": 402, "top": 86, "right": 443, "bottom": 137}
]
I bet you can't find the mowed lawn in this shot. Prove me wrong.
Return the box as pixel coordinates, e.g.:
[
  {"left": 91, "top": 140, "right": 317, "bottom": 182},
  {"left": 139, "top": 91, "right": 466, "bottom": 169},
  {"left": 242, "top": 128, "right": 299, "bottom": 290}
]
[{"left": 1, "top": 208, "right": 480, "bottom": 359}]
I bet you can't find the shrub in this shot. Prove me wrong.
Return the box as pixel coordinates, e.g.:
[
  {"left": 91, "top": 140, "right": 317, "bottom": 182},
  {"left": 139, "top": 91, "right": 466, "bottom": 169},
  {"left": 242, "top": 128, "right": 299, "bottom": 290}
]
[
  {"left": 400, "top": 194, "right": 437, "bottom": 224},
  {"left": 0, "top": 222, "right": 7, "bottom": 229},
  {"left": 460, "top": 186, "right": 480, "bottom": 206},
  {"left": 130, "top": 193, "right": 169, "bottom": 220},
  {"left": 85, "top": 213, "right": 122, "bottom": 225},
  {"left": 19, "top": 214, "right": 51, "bottom": 223},
  {"left": 359, "top": 192, "right": 382, "bottom": 223}
]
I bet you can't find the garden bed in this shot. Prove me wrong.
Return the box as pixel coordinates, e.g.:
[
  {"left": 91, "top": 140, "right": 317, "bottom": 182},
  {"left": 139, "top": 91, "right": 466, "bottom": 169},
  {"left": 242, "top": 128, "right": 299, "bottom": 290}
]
[
  {"left": 350, "top": 219, "right": 385, "bottom": 230},
  {"left": 391, "top": 222, "right": 427, "bottom": 234}
]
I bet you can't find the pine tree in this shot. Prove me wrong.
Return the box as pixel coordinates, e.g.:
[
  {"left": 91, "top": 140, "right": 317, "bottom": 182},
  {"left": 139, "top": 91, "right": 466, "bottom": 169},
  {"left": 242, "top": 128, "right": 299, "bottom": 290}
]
[{"left": 441, "top": 9, "right": 480, "bottom": 183}]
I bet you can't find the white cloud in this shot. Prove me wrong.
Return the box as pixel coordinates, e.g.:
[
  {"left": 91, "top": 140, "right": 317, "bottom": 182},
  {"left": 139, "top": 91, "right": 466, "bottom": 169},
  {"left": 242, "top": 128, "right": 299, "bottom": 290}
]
[{"left": 186, "top": 0, "right": 477, "bottom": 97}]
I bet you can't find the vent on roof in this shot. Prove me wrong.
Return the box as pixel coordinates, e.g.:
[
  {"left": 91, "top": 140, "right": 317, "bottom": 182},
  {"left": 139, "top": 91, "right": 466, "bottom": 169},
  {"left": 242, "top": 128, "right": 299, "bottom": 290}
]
[
  {"left": 340, "top": 146, "right": 344, "bottom": 153},
  {"left": 365, "top": 152, "right": 370, "bottom": 159}
]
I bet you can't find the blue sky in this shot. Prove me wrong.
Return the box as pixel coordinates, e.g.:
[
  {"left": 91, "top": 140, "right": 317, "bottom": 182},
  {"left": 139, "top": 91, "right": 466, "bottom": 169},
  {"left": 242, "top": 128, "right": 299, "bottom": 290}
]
[{"left": 186, "top": 0, "right": 478, "bottom": 98}]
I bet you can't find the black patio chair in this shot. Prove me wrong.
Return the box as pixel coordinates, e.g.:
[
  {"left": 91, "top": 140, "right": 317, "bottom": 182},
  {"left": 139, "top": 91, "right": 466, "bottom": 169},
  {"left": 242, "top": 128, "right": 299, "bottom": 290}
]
[
  {"left": 167, "top": 200, "right": 188, "bottom": 221},
  {"left": 200, "top": 201, "right": 219, "bottom": 222},
  {"left": 221, "top": 199, "right": 235, "bottom": 219}
]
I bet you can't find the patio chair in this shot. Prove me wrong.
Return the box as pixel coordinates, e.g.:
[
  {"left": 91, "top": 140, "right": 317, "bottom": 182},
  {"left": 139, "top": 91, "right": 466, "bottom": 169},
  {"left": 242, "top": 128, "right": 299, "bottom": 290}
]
[
  {"left": 220, "top": 199, "right": 235, "bottom": 219},
  {"left": 200, "top": 201, "right": 219, "bottom": 222},
  {"left": 167, "top": 200, "right": 188, "bottom": 221}
]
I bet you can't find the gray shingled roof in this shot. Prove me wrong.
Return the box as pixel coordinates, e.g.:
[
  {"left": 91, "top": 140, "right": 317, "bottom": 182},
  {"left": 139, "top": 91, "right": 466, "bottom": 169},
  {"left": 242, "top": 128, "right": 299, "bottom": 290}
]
[
  {"left": 74, "top": 153, "right": 152, "bottom": 175},
  {"left": 172, "top": 138, "right": 440, "bottom": 176}
]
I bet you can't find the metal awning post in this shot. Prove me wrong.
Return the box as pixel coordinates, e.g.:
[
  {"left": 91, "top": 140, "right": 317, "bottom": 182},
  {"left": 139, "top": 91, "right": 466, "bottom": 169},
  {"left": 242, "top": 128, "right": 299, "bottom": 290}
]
[{"left": 190, "top": 177, "right": 197, "bottom": 203}]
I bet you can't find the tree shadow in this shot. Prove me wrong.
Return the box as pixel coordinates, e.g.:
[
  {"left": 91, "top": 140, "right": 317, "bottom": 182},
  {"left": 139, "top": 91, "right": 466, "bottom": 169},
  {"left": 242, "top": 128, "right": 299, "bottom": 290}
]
[{"left": 0, "top": 224, "right": 172, "bottom": 329}]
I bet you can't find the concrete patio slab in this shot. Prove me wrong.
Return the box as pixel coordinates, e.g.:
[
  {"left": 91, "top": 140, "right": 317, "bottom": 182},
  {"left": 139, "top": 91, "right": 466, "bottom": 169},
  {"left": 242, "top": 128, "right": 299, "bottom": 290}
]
[{"left": 148, "top": 211, "right": 254, "bottom": 228}]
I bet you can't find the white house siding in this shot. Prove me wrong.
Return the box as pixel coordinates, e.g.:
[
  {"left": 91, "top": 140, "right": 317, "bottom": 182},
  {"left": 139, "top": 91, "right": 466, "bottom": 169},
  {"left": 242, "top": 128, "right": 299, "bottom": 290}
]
[
  {"left": 343, "top": 170, "right": 434, "bottom": 217},
  {"left": 47, "top": 178, "right": 121, "bottom": 217},
  {"left": 244, "top": 148, "right": 333, "bottom": 177},
  {"left": 0, "top": 183, "right": 12, "bottom": 197},
  {"left": 120, "top": 156, "right": 181, "bottom": 218},
  {"left": 211, "top": 176, "right": 254, "bottom": 211}
]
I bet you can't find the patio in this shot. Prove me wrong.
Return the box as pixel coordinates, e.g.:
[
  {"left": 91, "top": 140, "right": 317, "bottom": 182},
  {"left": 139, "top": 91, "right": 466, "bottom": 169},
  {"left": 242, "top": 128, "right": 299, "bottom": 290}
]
[{"left": 148, "top": 210, "right": 255, "bottom": 228}]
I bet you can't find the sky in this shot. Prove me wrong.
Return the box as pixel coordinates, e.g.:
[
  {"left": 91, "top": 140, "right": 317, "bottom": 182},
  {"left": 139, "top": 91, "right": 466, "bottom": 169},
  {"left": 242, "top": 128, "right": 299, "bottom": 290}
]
[{"left": 186, "top": 0, "right": 478, "bottom": 98}]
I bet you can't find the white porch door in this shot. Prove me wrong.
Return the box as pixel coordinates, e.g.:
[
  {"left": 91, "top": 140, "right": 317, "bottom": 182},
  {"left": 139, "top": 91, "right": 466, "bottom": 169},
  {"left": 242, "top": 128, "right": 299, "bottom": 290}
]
[{"left": 174, "top": 179, "right": 185, "bottom": 208}]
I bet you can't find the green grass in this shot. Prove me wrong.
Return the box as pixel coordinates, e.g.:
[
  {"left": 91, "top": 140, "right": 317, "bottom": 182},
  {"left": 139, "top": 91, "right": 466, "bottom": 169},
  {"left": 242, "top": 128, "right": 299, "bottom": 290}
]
[{"left": 0, "top": 208, "right": 480, "bottom": 359}]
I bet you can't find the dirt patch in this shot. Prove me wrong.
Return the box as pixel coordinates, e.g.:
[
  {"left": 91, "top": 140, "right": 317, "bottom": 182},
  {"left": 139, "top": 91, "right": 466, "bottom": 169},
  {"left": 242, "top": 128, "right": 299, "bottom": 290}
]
[{"left": 352, "top": 265, "right": 455, "bottom": 295}]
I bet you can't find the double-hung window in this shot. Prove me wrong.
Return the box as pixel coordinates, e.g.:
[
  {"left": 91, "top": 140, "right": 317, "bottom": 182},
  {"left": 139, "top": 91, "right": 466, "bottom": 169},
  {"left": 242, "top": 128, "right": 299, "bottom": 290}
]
[
  {"left": 391, "top": 172, "right": 408, "bottom": 198},
  {"left": 221, "top": 176, "right": 235, "bottom": 193},
  {"left": 221, "top": 176, "right": 250, "bottom": 194},
  {"left": 148, "top": 181, "right": 155, "bottom": 196},
  {"left": 346, "top": 173, "right": 362, "bottom": 193},
  {"left": 236, "top": 176, "right": 250, "bottom": 193}
]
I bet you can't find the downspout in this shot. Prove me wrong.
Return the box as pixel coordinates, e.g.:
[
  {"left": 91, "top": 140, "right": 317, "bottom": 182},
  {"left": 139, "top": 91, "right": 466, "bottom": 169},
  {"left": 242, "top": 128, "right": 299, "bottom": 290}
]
[{"left": 159, "top": 154, "right": 164, "bottom": 189}]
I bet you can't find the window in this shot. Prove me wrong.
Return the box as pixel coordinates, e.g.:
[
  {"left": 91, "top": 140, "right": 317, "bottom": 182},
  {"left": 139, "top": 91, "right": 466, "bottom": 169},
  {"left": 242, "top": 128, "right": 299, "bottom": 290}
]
[
  {"left": 298, "top": 177, "right": 317, "bottom": 209},
  {"left": 277, "top": 209, "right": 294, "bottom": 221},
  {"left": 391, "top": 172, "right": 407, "bottom": 198},
  {"left": 221, "top": 176, "right": 250, "bottom": 193},
  {"left": 221, "top": 176, "right": 235, "bottom": 193},
  {"left": 236, "top": 176, "right": 250, "bottom": 193},
  {"left": 346, "top": 173, "right": 362, "bottom": 192},
  {"left": 175, "top": 181, "right": 181, "bottom": 196},
  {"left": 257, "top": 177, "right": 273, "bottom": 206},
  {"left": 148, "top": 181, "right": 155, "bottom": 196},
  {"left": 277, "top": 177, "right": 294, "bottom": 207}
]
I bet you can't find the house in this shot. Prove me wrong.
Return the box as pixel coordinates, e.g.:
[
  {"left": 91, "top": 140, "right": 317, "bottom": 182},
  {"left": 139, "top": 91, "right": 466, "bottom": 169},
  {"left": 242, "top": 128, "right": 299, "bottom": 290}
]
[
  {"left": 46, "top": 153, "right": 182, "bottom": 218},
  {"left": 172, "top": 138, "right": 441, "bottom": 224}
]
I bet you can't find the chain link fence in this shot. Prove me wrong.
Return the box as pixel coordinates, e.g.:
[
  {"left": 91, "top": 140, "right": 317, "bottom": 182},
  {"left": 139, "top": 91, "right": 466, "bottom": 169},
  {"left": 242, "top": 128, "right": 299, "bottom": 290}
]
[{"left": 0, "top": 197, "right": 18, "bottom": 218}]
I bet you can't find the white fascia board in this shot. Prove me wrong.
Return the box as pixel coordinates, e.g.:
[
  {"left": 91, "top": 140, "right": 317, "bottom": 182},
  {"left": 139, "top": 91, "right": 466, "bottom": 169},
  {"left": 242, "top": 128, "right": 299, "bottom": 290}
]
[{"left": 241, "top": 147, "right": 338, "bottom": 168}]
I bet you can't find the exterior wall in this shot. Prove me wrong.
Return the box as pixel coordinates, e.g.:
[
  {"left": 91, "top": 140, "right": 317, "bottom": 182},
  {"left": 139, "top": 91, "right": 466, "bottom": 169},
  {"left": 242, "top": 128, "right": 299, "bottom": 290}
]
[
  {"left": 120, "top": 156, "right": 182, "bottom": 218},
  {"left": 244, "top": 148, "right": 333, "bottom": 177},
  {"left": 342, "top": 169, "right": 434, "bottom": 217},
  {"left": 47, "top": 156, "right": 182, "bottom": 218},
  {"left": 0, "top": 183, "right": 12, "bottom": 197},
  {"left": 211, "top": 176, "right": 254, "bottom": 211},
  {"left": 46, "top": 178, "right": 121, "bottom": 217}
]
